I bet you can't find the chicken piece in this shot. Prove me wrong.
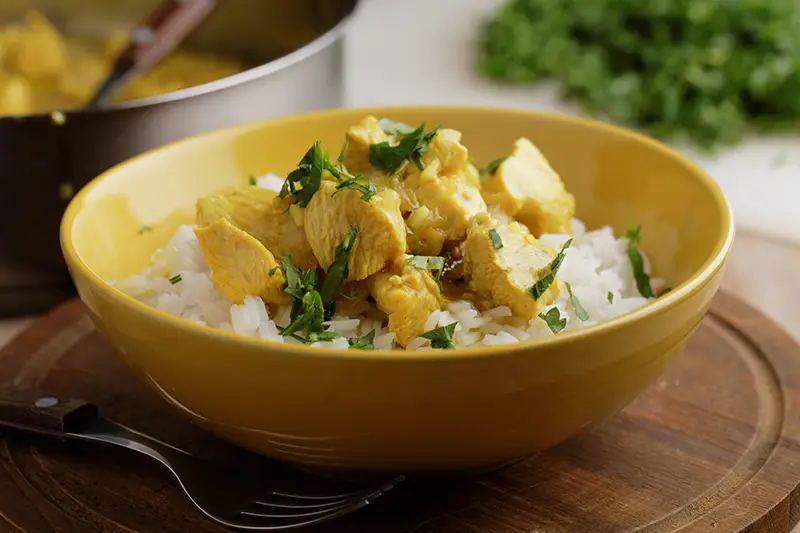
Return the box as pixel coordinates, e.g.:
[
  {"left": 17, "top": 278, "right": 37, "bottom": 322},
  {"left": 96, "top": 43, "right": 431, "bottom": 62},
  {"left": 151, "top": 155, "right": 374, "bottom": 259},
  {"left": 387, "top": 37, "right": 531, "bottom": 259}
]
[
  {"left": 196, "top": 186, "right": 318, "bottom": 270},
  {"left": 386, "top": 129, "right": 487, "bottom": 255},
  {"left": 463, "top": 213, "right": 560, "bottom": 319},
  {"left": 194, "top": 218, "right": 289, "bottom": 305},
  {"left": 368, "top": 257, "right": 444, "bottom": 347},
  {"left": 0, "top": 74, "right": 34, "bottom": 116},
  {"left": 334, "top": 281, "right": 373, "bottom": 318},
  {"left": 340, "top": 115, "right": 392, "bottom": 176},
  {"left": 304, "top": 181, "right": 406, "bottom": 280},
  {"left": 481, "top": 138, "right": 575, "bottom": 236},
  {"left": 400, "top": 159, "right": 488, "bottom": 255},
  {"left": 415, "top": 127, "right": 471, "bottom": 176},
  {"left": 7, "top": 12, "right": 69, "bottom": 79}
]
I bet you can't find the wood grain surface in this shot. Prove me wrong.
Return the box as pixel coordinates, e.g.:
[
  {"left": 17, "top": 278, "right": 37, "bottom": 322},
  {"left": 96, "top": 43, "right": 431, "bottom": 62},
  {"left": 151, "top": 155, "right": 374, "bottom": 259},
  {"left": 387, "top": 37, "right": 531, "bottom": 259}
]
[{"left": 0, "top": 292, "right": 799, "bottom": 532}]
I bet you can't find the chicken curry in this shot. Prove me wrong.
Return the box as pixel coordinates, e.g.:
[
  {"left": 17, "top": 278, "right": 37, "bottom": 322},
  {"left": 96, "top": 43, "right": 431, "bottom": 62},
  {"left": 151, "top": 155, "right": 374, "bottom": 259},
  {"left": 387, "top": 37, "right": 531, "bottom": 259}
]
[
  {"left": 192, "top": 116, "right": 580, "bottom": 348},
  {"left": 0, "top": 11, "right": 243, "bottom": 116}
]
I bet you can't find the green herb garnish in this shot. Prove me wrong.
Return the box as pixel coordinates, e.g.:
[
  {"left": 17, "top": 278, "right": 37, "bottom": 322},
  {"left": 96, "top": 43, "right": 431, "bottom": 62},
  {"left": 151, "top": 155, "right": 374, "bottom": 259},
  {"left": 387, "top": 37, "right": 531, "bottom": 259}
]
[
  {"left": 478, "top": 0, "right": 800, "bottom": 151},
  {"left": 168, "top": 274, "right": 182, "bottom": 285},
  {"left": 624, "top": 226, "right": 654, "bottom": 298},
  {"left": 607, "top": 291, "right": 614, "bottom": 304},
  {"left": 377, "top": 118, "right": 415, "bottom": 136},
  {"left": 137, "top": 225, "right": 153, "bottom": 235},
  {"left": 565, "top": 282, "right": 589, "bottom": 322},
  {"left": 479, "top": 158, "right": 506, "bottom": 181},
  {"left": 538, "top": 307, "right": 566, "bottom": 334},
  {"left": 348, "top": 330, "right": 376, "bottom": 350},
  {"left": 528, "top": 239, "right": 572, "bottom": 301},
  {"left": 279, "top": 290, "right": 328, "bottom": 338},
  {"left": 334, "top": 176, "right": 378, "bottom": 202},
  {"left": 488, "top": 228, "right": 503, "bottom": 249},
  {"left": 369, "top": 123, "right": 440, "bottom": 174},
  {"left": 419, "top": 322, "right": 457, "bottom": 350},
  {"left": 280, "top": 142, "right": 339, "bottom": 207},
  {"left": 408, "top": 255, "right": 445, "bottom": 284},
  {"left": 338, "top": 133, "right": 350, "bottom": 164},
  {"left": 658, "top": 287, "right": 673, "bottom": 298},
  {"left": 249, "top": 176, "right": 257, "bottom": 186},
  {"left": 278, "top": 255, "right": 317, "bottom": 323},
  {"left": 319, "top": 227, "right": 358, "bottom": 318},
  {"left": 277, "top": 230, "right": 358, "bottom": 340},
  {"left": 298, "top": 330, "right": 339, "bottom": 344}
]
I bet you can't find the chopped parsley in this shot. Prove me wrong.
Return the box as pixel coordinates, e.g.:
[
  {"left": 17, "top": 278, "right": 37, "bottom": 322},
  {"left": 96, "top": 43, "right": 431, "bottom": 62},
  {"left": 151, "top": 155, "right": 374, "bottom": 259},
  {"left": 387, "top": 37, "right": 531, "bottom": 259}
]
[
  {"left": 488, "top": 228, "right": 503, "bottom": 249},
  {"left": 538, "top": 307, "right": 566, "bottom": 334},
  {"left": 334, "top": 176, "right": 378, "bottom": 202},
  {"left": 565, "top": 282, "right": 589, "bottom": 322},
  {"left": 278, "top": 255, "right": 318, "bottom": 323},
  {"left": 408, "top": 255, "right": 445, "bottom": 284},
  {"left": 298, "top": 330, "right": 339, "bottom": 344},
  {"left": 607, "top": 291, "right": 614, "bottom": 304},
  {"left": 376, "top": 118, "right": 415, "bottom": 136},
  {"left": 369, "top": 123, "right": 440, "bottom": 174},
  {"left": 275, "top": 230, "right": 358, "bottom": 342},
  {"left": 319, "top": 227, "right": 358, "bottom": 317},
  {"left": 249, "top": 176, "right": 257, "bottom": 185},
  {"left": 338, "top": 133, "right": 350, "bottom": 164},
  {"left": 281, "top": 141, "right": 377, "bottom": 206},
  {"left": 279, "top": 142, "right": 339, "bottom": 207},
  {"left": 168, "top": 274, "right": 182, "bottom": 285},
  {"left": 137, "top": 225, "right": 153, "bottom": 235},
  {"left": 623, "top": 226, "right": 654, "bottom": 298},
  {"left": 419, "top": 322, "right": 457, "bottom": 350},
  {"left": 279, "top": 285, "right": 328, "bottom": 339},
  {"left": 479, "top": 157, "right": 506, "bottom": 181},
  {"left": 348, "top": 330, "right": 376, "bottom": 350},
  {"left": 528, "top": 239, "right": 572, "bottom": 301}
]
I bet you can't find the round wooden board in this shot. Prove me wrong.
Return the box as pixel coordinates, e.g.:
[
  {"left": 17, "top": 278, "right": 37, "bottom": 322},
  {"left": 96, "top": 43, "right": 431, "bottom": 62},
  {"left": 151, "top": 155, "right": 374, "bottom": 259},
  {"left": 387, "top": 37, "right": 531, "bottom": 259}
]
[{"left": 0, "top": 293, "right": 799, "bottom": 533}]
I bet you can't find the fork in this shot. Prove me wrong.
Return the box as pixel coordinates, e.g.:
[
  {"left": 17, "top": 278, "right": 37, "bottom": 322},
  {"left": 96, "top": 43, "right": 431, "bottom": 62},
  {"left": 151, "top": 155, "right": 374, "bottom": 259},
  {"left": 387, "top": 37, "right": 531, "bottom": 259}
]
[{"left": 0, "top": 386, "right": 403, "bottom": 530}]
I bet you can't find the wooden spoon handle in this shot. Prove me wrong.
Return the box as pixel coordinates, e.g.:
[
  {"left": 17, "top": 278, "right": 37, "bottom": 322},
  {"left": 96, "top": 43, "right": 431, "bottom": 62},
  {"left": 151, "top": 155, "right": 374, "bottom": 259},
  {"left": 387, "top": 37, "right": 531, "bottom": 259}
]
[
  {"left": 87, "top": 0, "right": 219, "bottom": 108},
  {"left": 124, "top": 0, "right": 219, "bottom": 73},
  {"left": 0, "top": 386, "right": 99, "bottom": 439}
]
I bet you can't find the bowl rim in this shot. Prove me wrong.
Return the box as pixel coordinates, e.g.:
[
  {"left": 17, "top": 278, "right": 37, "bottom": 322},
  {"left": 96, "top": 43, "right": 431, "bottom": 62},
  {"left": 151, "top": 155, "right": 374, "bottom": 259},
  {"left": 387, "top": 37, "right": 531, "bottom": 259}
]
[{"left": 60, "top": 105, "right": 735, "bottom": 362}]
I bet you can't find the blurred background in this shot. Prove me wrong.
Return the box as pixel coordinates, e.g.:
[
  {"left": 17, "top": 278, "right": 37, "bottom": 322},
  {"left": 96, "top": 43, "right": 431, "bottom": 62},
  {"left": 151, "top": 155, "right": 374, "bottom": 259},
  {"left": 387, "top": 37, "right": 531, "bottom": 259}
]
[{"left": 347, "top": 0, "right": 800, "bottom": 246}]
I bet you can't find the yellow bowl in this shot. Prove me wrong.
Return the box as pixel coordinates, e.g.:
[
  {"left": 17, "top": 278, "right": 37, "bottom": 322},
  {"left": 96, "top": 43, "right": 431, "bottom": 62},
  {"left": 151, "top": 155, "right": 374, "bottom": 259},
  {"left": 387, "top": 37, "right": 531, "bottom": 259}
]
[{"left": 60, "top": 106, "right": 733, "bottom": 473}]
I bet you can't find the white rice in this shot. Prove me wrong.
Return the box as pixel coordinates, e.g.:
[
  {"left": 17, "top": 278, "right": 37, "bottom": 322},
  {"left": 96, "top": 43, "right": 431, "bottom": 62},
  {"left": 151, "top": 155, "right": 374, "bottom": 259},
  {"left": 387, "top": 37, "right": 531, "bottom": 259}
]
[{"left": 112, "top": 178, "right": 661, "bottom": 351}]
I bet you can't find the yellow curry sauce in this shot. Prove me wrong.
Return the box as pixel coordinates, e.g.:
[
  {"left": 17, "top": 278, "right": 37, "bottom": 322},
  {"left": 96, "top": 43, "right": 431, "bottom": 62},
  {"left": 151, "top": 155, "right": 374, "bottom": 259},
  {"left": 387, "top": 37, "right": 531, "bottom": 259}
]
[{"left": 0, "top": 11, "right": 244, "bottom": 116}]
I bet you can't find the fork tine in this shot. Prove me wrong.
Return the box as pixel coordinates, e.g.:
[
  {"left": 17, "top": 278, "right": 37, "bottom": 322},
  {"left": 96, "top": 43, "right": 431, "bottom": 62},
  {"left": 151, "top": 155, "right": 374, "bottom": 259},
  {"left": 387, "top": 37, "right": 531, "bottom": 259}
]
[
  {"left": 263, "top": 475, "right": 405, "bottom": 503},
  {"left": 250, "top": 491, "right": 375, "bottom": 510},
  {"left": 240, "top": 500, "right": 355, "bottom": 520},
  {"left": 239, "top": 479, "right": 401, "bottom": 526},
  {"left": 236, "top": 500, "right": 371, "bottom": 530}
]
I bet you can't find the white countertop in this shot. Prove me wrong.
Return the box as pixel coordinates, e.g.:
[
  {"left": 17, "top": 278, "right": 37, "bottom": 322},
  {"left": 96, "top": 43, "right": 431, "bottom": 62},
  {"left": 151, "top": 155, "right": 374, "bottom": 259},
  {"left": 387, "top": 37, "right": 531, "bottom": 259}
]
[{"left": 344, "top": 0, "right": 800, "bottom": 244}]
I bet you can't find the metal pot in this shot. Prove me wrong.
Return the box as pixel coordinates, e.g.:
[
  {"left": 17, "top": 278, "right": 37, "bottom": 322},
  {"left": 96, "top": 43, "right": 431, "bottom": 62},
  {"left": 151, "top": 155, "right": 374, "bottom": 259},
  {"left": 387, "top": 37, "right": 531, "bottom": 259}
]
[{"left": 0, "top": 0, "right": 358, "bottom": 316}]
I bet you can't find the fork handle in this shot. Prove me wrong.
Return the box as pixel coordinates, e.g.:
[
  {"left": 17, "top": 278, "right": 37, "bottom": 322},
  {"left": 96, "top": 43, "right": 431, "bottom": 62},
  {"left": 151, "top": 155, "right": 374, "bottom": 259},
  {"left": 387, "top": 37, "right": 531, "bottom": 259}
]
[{"left": 0, "top": 386, "right": 99, "bottom": 439}]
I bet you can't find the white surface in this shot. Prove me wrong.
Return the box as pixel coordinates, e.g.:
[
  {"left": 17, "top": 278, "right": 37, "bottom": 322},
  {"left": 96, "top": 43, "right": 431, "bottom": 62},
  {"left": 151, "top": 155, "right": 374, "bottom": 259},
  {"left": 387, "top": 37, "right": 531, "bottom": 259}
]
[{"left": 344, "top": 0, "right": 800, "bottom": 243}]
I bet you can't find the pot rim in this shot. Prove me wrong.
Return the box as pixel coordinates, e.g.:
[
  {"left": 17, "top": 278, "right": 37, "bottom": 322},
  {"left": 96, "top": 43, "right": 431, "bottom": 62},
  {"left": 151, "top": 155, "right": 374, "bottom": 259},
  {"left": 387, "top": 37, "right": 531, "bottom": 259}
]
[{"left": 0, "top": 0, "right": 360, "bottom": 122}]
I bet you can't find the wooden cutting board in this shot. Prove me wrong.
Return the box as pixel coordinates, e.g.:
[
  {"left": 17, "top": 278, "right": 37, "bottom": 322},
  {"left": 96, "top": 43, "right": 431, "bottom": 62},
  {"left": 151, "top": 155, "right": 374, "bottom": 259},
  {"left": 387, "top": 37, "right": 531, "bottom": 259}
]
[{"left": 0, "top": 293, "right": 799, "bottom": 533}]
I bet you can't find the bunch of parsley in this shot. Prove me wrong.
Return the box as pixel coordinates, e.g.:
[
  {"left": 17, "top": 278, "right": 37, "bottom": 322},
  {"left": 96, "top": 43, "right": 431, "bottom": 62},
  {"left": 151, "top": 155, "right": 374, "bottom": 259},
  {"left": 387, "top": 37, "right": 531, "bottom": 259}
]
[{"left": 478, "top": 0, "right": 800, "bottom": 150}]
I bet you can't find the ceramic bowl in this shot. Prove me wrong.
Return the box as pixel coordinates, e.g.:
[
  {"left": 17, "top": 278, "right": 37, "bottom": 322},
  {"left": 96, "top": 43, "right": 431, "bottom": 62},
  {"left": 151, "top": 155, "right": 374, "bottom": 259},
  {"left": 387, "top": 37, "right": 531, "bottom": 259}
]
[{"left": 60, "top": 106, "right": 734, "bottom": 473}]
